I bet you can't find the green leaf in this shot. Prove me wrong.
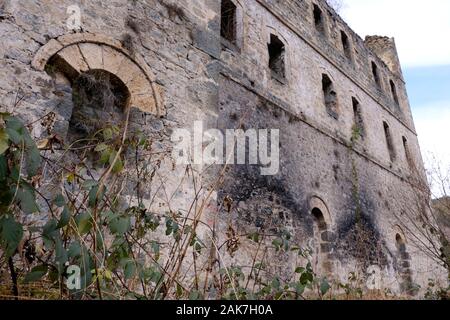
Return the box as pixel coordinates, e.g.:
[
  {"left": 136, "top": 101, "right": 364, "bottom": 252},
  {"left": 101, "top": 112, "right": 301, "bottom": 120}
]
[
  {"left": 99, "top": 149, "right": 111, "bottom": 165},
  {"left": 78, "top": 244, "right": 93, "bottom": 289},
  {"left": 0, "top": 155, "right": 7, "bottom": 181},
  {"left": 96, "top": 230, "right": 104, "bottom": 250},
  {"left": 272, "top": 238, "right": 282, "bottom": 251},
  {"left": 25, "top": 145, "right": 41, "bottom": 177},
  {"left": 57, "top": 206, "right": 70, "bottom": 229},
  {"left": 87, "top": 184, "right": 105, "bottom": 208},
  {"left": 112, "top": 157, "right": 124, "bottom": 173},
  {"left": 103, "top": 128, "right": 113, "bottom": 140},
  {"left": 82, "top": 180, "right": 98, "bottom": 190},
  {"left": 295, "top": 283, "right": 306, "bottom": 295},
  {"left": 300, "top": 271, "right": 313, "bottom": 285},
  {"left": 55, "top": 237, "right": 68, "bottom": 274},
  {"left": 42, "top": 218, "right": 58, "bottom": 250},
  {"left": 94, "top": 143, "right": 109, "bottom": 152},
  {"left": 176, "top": 283, "right": 184, "bottom": 298},
  {"left": 68, "top": 241, "right": 81, "bottom": 258},
  {"left": 189, "top": 290, "right": 202, "bottom": 300},
  {"left": 0, "top": 215, "right": 23, "bottom": 257},
  {"left": 110, "top": 216, "right": 131, "bottom": 235},
  {"left": 75, "top": 212, "right": 93, "bottom": 235},
  {"left": 16, "top": 185, "right": 39, "bottom": 214},
  {"left": 320, "top": 279, "right": 331, "bottom": 296},
  {"left": 53, "top": 194, "right": 65, "bottom": 208},
  {"left": 271, "top": 277, "right": 280, "bottom": 290},
  {"left": 24, "top": 265, "right": 48, "bottom": 283},
  {"left": 123, "top": 259, "right": 136, "bottom": 280},
  {"left": 108, "top": 150, "right": 124, "bottom": 173},
  {"left": 5, "top": 116, "right": 24, "bottom": 145},
  {"left": 0, "top": 128, "right": 9, "bottom": 155},
  {"left": 151, "top": 241, "right": 160, "bottom": 260},
  {"left": 4, "top": 116, "right": 41, "bottom": 177},
  {"left": 248, "top": 232, "right": 260, "bottom": 243},
  {"left": 295, "top": 267, "right": 305, "bottom": 274}
]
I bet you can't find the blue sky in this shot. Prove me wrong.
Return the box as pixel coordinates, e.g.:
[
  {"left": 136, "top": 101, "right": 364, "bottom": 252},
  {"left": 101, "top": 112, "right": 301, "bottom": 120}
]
[{"left": 340, "top": 0, "right": 450, "bottom": 177}]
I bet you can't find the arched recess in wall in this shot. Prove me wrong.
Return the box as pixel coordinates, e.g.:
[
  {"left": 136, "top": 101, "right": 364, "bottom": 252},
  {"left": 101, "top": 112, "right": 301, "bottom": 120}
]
[
  {"left": 310, "top": 196, "right": 332, "bottom": 227},
  {"left": 265, "top": 26, "right": 291, "bottom": 84},
  {"left": 309, "top": 196, "right": 334, "bottom": 276},
  {"left": 32, "top": 33, "right": 165, "bottom": 117},
  {"left": 393, "top": 226, "right": 414, "bottom": 295},
  {"left": 220, "top": 0, "right": 246, "bottom": 51}
]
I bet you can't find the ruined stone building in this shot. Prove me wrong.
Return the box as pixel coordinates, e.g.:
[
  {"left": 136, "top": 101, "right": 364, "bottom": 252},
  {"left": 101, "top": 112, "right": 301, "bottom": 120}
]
[{"left": 0, "top": 0, "right": 447, "bottom": 297}]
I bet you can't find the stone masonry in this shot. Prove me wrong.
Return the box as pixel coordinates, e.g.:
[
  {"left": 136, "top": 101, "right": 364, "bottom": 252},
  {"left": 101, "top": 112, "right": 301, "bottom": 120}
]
[{"left": 0, "top": 0, "right": 447, "bottom": 296}]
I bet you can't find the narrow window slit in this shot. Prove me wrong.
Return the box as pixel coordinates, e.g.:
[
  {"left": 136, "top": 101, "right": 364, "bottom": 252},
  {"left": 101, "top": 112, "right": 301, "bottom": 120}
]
[
  {"left": 383, "top": 121, "right": 396, "bottom": 162},
  {"left": 390, "top": 80, "right": 400, "bottom": 106},
  {"left": 372, "top": 61, "right": 381, "bottom": 88},
  {"left": 341, "top": 31, "right": 352, "bottom": 60},
  {"left": 403, "top": 136, "right": 415, "bottom": 169},
  {"left": 352, "top": 97, "right": 365, "bottom": 139}
]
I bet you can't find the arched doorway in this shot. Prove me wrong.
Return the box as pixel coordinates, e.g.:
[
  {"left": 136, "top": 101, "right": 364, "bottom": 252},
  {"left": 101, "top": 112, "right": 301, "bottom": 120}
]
[
  {"left": 310, "top": 197, "right": 334, "bottom": 276},
  {"left": 395, "top": 232, "right": 414, "bottom": 295}
]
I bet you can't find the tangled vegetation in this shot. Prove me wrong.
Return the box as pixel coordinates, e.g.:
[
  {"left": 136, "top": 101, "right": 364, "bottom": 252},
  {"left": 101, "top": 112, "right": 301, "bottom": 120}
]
[
  {"left": 0, "top": 105, "right": 447, "bottom": 300},
  {"left": 0, "top": 108, "right": 332, "bottom": 300}
]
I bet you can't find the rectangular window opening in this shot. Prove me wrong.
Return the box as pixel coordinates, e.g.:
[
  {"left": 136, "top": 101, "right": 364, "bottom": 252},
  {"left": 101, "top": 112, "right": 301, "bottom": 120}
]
[
  {"left": 390, "top": 80, "right": 400, "bottom": 106},
  {"left": 383, "top": 121, "right": 396, "bottom": 162},
  {"left": 341, "top": 31, "right": 352, "bottom": 60},
  {"left": 322, "top": 74, "right": 339, "bottom": 119},
  {"left": 268, "top": 34, "right": 286, "bottom": 81},
  {"left": 221, "top": 0, "right": 237, "bottom": 44},
  {"left": 372, "top": 62, "right": 381, "bottom": 87},
  {"left": 313, "top": 4, "right": 325, "bottom": 34},
  {"left": 403, "top": 136, "right": 415, "bottom": 169},
  {"left": 352, "top": 97, "right": 365, "bottom": 139}
]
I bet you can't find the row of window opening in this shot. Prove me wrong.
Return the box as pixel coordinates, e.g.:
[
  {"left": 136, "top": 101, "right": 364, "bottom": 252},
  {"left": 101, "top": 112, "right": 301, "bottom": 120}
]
[
  {"left": 220, "top": 1, "right": 401, "bottom": 108},
  {"left": 320, "top": 74, "right": 413, "bottom": 169}
]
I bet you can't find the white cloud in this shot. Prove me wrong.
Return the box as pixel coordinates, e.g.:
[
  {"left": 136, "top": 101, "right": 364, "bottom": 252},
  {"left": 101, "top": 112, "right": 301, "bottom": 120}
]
[
  {"left": 412, "top": 101, "right": 450, "bottom": 173},
  {"left": 340, "top": 0, "right": 450, "bottom": 67}
]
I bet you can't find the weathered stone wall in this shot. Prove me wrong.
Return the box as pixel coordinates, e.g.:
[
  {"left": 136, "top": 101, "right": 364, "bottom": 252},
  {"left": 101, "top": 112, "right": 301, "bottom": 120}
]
[{"left": 0, "top": 0, "right": 446, "bottom": 296}]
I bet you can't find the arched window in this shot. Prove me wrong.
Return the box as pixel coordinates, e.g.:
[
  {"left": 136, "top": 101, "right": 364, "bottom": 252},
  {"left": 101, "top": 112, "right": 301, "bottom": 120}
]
[
  {"left": 352, "top": 97, "right": 365, "bottom": 139},
  {"left": 340, "top": 30, "right": 352, "bottom": 61},
  {"left": 383, "top": 121, "right": 396, "bottom": 162},
  {"left": 221, "top": 0, "right": 237, "bottom": 44},
  {"left": 312, "top": 207, "right": 327, "bottom": 231},
  {"left": 402, "top": 136, "right": 414, "bottom": 169},
  {"left": 390, "top": 79, "right": 400, "bottom": 106},
  {"left": 313, "top": 4, "right": 325, "bottom": 35},
  {"left": 311, "top": 207, "right": 334, "bottom": 276},
  {"left": 396, "top": 234, "right": 407, "bottom": 255},
  {"left": 322, "top": 74, "right": 339, "bottom": 119},
  {"left": 268, "top": 34, "right": 286, "bottom": 82},
  {"left": 395, "top": 233, "right": 414, "bottom": 294},
  {"left": 371, "top": 61, "right": 381, "bottom": 88},
  {"left": 310, "top": 197, "right": 334, "bottom": 276}
]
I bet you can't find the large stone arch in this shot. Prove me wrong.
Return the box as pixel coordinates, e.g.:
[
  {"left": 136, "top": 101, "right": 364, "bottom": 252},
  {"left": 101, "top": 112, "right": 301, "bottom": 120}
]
[
  {"left": 309, "top": 195, "right": 333, "bottom": 227},
  {"left": 393, "top": 225, "right": 407, "bottom": 245},
  {"left": 32, "top": 33, "right": 164, "bottom": 116},
  {"left": 309, "top": 195, "right": 335, "bottom": 276}
]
